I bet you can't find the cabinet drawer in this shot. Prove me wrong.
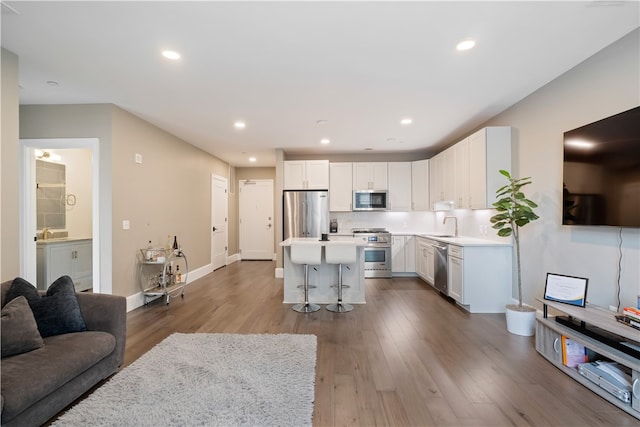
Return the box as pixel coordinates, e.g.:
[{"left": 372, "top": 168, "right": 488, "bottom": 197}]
[{"left": 448, "top": 245, "right": 463, "bottom": 258}]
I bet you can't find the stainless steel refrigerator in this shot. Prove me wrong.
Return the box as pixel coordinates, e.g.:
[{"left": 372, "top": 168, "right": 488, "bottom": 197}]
[{"left": 283, "top": 190, "right": 329, "bottom": 239}]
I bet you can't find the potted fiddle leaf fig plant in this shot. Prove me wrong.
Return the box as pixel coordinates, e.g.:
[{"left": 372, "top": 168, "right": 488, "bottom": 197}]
[{"left": 490, "top": 170, "right": 540, "bottom": 336}]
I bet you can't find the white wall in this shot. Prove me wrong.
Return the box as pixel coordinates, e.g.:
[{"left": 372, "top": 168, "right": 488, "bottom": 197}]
[
  {"left": 59, "top": 148, "right": 93, "bottom": 238},
  {"left": 482, "top": 29, "right": 640, "bottom": 310}
]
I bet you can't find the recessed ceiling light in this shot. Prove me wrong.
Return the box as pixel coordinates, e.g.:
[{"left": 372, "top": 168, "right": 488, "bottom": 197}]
[
  {"left": 316, "top": 120, "right": 328, "bottom": 125},
  {"left": 456, "top": 39, "right": 476, "bottom": 51},
  {"left": 46, "top": 80, "right": 59, "bottom": 86},
  {"left": 162, "top": 50, "right": 181, "bottom": 60},
  {"left": 387, "top": 138, "right": 396, "bottom": 143},
  {"left": 234, "top": 121, "right": 246, "bottom": 129},
  {"left": 320, "top": 139, "right": 330, "bottom": 145},
  {"left": 364, "top": 148, "right": 374, "bottom": 151},
  {"left": 400, "top": 118, "right": 413, "bottom": 125},
  {"left": 249, "top": 157, "right": 257, "bottom": 162}
]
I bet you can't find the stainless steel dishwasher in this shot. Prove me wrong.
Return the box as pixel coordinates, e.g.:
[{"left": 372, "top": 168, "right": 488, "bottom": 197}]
[{"left": 433, "top": 243, "right": 448, "bottom": 294}]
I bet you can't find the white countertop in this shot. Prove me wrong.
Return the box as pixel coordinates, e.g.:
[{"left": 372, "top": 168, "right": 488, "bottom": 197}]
[
  {"left": 414, "top": 234, "right": 511, "bottom": 247},
  {"left": 280, "top": 237, "right": 370, "bottom": 247},
  {"left": 36, "top": 237, "right": 92, "bottom": 245}
]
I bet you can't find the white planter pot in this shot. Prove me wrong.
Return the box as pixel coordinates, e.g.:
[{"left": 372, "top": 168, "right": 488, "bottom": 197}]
[{"left": 505, "top": 305, "right": 536, "bottom": 336}]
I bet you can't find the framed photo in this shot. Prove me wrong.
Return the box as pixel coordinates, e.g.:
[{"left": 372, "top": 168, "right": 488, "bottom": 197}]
[{"left": 544, "top": 273, "right": 588, "bottom": 307}]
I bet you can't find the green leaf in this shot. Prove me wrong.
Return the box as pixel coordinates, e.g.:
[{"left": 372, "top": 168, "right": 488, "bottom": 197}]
[{"left": 497, "top": 228, "right": 512, "bottom": 237}]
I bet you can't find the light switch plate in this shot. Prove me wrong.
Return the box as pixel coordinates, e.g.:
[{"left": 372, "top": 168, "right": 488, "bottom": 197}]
[
  {"left": 122, "top": 220, "right": 130, "bottom": 230},
  {"left": 135, "top": 153, "right": 142, "bottom": 164}
]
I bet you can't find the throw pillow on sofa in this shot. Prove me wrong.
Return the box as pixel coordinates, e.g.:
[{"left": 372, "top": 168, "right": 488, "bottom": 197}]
[
  {"left": 5, "top": 276, "right": 87, "bottom": 337},
  {"left": 1, "top": 295, "right": 45, "bottom": 357}
]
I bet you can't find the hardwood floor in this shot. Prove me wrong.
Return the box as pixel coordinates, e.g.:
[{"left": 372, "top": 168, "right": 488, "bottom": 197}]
[{"left": 125, "top": 260, "right": 638, "bottom": 426}]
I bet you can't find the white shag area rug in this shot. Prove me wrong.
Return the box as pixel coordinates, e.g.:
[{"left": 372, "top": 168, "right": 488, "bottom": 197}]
[{"left": 53, "top": 333, "right": 317, "bottom": 426}]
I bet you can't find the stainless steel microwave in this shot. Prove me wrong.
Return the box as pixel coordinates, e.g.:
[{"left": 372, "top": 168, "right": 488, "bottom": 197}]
[{"left": 353, "top": 190, "right": 388, "bottom": 211}]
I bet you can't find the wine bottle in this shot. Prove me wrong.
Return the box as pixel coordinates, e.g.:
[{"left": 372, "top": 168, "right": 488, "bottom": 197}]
[
  {"left": 176, "top": 265, "right": 182, "bottom": 284},
  {"left": 172, "top": 235, "right": 178, "bottom": 252}
]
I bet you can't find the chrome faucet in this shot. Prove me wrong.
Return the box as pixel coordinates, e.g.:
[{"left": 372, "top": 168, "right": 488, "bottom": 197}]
[{"left": 443, "top": 216, "right": 458, "bottom": 237}]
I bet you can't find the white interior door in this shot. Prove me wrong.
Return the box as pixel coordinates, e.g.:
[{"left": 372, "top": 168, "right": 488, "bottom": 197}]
[
  {"left": 239, "top": 180, "right": 274, "bottom": 260},
  {"left": 211, "top": 174, "right": 228, "bottom": 270}
]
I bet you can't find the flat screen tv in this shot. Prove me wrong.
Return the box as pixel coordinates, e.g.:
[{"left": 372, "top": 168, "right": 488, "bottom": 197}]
[{"left": 562, "top": 106, "right": 640, "bottom": 227}]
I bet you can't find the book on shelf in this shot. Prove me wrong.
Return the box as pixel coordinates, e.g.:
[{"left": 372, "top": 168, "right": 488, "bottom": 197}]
[
  {"left": 562, "top": 336, "right": 589, "bottom": 368},
  {"left": 615, "top": 315, "right": 640, "bottom": 330},
  {"left": 622, "top": 307, "right": 640, "bottom": 321}
]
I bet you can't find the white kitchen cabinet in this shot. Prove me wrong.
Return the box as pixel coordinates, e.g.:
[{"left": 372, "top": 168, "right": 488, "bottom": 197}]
[
  {"left": 391, "top": 235, "right": 416, "bottom": 274},
  {"left": 415, "top": 237, "right": 434, "bottom": 284},
  {"left": 448, "top": 245, "right": 463, "bottom": 303},
  {"left": 284, "top": 160, "right": 329, "bottom": 190},
  {"left": 329, "top": 162, "right": 353, "bottom": 211},
  {"left": 411, "top": 159, "right": 430, "bottom": 211},
  {"left": 429, "top": 148, "right": 454, "bottom": 209},
  {"left": 446, "top": 243, "right": 511, "bottom": 313},
  {"left": 453, "top": 138, "right": 471, "bottom": 209},
  {"left": 388, "top": 162, "right": 412, "bottom": 211},
  {"left": 468, "top": 127, "right": 512, "bottom": 209},
  {"left": 352, "top": 162, "right": 388, "bottom": 190},
  {"left": 37, "top": 238, "right": 93, "bottom": 292}
]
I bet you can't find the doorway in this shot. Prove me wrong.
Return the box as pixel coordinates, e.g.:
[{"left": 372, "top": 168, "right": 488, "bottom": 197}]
[
  {"left": 239, "top": 180, "right": 274, "bottom": 260},
  {"left": 20, "top": 138, "right": 103, "bottom": 293},
  {"left": 211, "top": 174, "right": 228, "bottom": 270}
]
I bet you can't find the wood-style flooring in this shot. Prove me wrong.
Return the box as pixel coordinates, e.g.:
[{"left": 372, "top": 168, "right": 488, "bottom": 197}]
[{"left": 124, "top": 260, "right": 638, "bottom": 426}]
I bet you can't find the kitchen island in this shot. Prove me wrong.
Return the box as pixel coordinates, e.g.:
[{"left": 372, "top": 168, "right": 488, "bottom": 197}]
[{"left": 280, "top": 237, "right": 369, "bottom": 305}]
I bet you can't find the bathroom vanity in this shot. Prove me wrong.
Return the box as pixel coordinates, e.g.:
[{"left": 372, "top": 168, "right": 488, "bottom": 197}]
[{"left": 36, "top": 238, "right": 93, "bottom": 292}]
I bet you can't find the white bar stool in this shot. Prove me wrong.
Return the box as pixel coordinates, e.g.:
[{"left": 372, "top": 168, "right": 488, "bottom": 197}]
[
  {"left": 290, "top": 241, "right": 322, "bottom": 313},
  {"left": 325, "top": 241, "right": 356, "bottom": 313}
]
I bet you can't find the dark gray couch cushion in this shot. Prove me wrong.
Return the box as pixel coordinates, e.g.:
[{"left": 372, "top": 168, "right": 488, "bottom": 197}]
[
  {"left": 5, "top": 276, "right": 86, "bottom": 337},
  {"left": 1, "top": 296, "right": 44, "bottom": 358},
  {"left": 1, "top": 331, "right": 116, "bottom": 423}
]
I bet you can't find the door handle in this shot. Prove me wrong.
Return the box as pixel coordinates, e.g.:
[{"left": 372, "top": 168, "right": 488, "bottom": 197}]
[{"left": 212, "top": 226, "right": 217, "bottom": 232}]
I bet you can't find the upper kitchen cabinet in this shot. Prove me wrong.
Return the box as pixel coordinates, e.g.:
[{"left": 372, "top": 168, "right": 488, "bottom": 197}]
[
  {"left": 429, "top": 147, "right": 454, "bottom": 209},
  {"left": 329, "top": 162, "right": 353, "bottom": 212},
  {"left": 284, "top": 160, "right": 329, "bottom": 190},
  {"left": 468, "top": 127, "right": 512, "bottom": 209},
  {"left": 352, "top": 162, "right": 388, "bottom": 190},
  {"left": 453, "top": 137, "right": 471, "bottom": 209},
  {"left": 388, "top": 162, "right": 412, "bottom": 211},
  {"left": 411, "top": 159, "right": 429, "bottom": 211}
]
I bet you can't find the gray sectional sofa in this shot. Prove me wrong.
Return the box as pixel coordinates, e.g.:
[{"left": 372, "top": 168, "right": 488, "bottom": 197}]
[{"left": 1, "top": 279, "right": 126, "bottom": 427}]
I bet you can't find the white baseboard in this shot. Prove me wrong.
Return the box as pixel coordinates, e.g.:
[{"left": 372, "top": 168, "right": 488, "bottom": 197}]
[{"left": 227, "top": 253, "right": 241, "bottom": 264}]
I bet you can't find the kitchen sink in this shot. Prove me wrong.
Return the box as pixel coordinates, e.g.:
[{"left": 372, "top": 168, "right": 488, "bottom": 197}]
[{"left": 424, "top": 234, "right": 456, "bottom": 238}]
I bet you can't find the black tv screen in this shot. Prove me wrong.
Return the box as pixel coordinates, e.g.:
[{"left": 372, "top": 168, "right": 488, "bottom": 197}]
[{"left": 562, "top": 106, "right": 640, "bottom": 227}]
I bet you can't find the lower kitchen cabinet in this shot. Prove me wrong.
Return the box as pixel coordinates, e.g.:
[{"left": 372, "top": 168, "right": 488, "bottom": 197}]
[
  {"left": 446, "top": 244, "right": 511, "bottom": 313},
  {"left": 37, "top": 238, "right": 93, "bottom": 292},
  {"left": 415, "top": 237, "right": 434, "bottom": 285},
  {"left": 391, "top": 235, "right": 416, "bottom": 275}
]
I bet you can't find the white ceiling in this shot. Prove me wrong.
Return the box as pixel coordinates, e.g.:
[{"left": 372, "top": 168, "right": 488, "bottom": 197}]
[{"left": 2, "top": 1, "right": 638, "bottom": 167}]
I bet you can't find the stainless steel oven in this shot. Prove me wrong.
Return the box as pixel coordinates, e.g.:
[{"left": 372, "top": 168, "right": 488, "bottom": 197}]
[{"left": 352, "top": 228, "right": 392, "bottom": 278}]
